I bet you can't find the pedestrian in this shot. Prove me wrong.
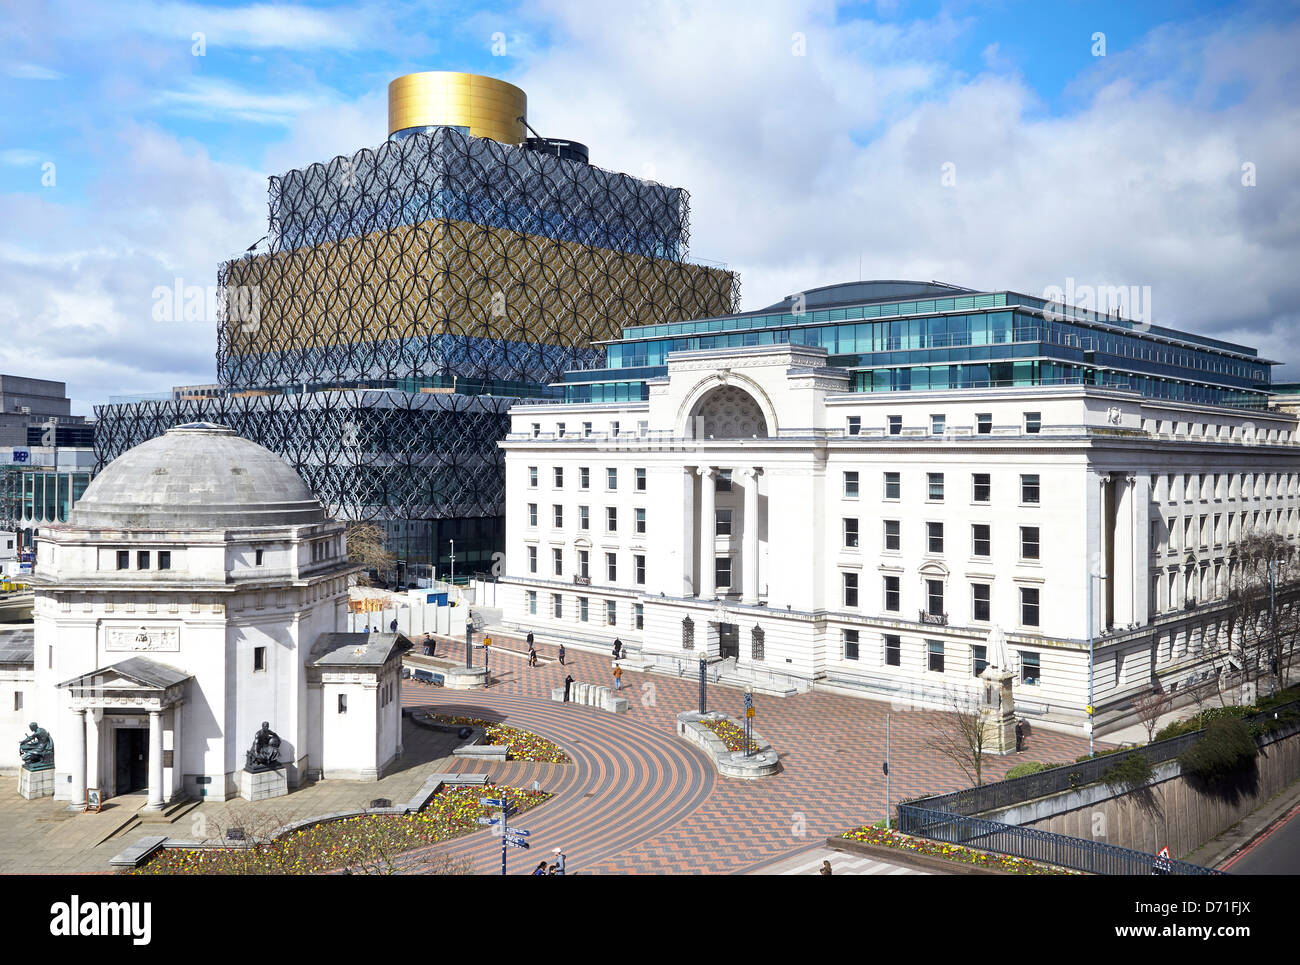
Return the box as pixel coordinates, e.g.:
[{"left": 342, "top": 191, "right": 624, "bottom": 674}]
[
  {"left": 820, "top": 860, "right": 833, "bottom": 875},
  {"left": 423, "top": 633, "right": 433, "bottom": 656},
  {"left": 532, "top": 861, "right": 548, "bottom": 876},
  {"left": 613, "top": 663, "right": 624, "bottom": 692},
  {"left": 526, "top": 631, "right": 534, "bottom": 649},
  {"left": 612, "top": 637, "right": 622, "bottom": 660},
  {"left": 552, "top": 847, "right": 566, "bottom": 875},
  {"left": 563, "top": 674, "right": 574, "bottom": 702},
  {"left": 1015, "top": 718, "right": 1025, "bottom": 752},
  {"left": 390, "top": 618, "right": 398, "bottom": 633},
  {"left": 363, "top": 625, "right": 371, "bottom": 634},
  {"left": 429, "top": 634, "right": 436, "bottom": 657},
  {"left": 546, "top": 864, "right": 557, "bottom": 875},
  {"left": 528, "top": 645, "right": 538, "bottom": 668},
  {"left": 558, "top": 644, "right": 566, "bottom": 666}
]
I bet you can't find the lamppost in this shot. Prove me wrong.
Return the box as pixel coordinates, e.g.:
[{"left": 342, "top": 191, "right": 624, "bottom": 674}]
[
  {"left": 449, "top": 538, "right": 456, "bottom": 587},
  {"left": 1086, "top": 564, "right": 1101, "bottom": 757}
]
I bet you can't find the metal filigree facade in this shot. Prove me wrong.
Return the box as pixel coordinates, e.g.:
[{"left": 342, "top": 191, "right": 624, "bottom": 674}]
[{"left": 97, "top": 124, "right": 739, "bottom": 569}]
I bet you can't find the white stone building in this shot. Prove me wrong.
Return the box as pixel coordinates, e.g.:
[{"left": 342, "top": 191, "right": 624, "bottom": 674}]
[
  {"left": 494, "top": 342, "right": 1300, "bottom": 733},
  {"left": 24, "top": 423, "right": 405, "bottom": 806}
]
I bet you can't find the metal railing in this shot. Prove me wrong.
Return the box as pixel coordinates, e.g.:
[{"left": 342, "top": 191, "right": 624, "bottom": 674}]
[{"left": 896, "top": 805, "right": 1223, "bottom": 875}]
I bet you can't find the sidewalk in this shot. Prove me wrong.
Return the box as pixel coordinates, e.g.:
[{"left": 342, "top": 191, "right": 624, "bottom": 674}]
[{"left": 1183, "top": 773, "right": 1300, "bottom": 869}]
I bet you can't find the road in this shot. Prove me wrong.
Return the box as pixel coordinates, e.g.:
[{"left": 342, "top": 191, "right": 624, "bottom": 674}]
[{"left": 1221, "top": 803, "right": 1300, "bottom": 874}]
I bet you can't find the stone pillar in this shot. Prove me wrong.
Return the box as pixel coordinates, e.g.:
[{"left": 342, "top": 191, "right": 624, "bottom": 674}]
[
  {"left": 978, "top": 668, "right": 1017, "bottom": 755},
  {"left": 1114, "top": 474, "right": 1135, "bottom": 627},
  {"left": 739, "top": 467, "right": 761, "bottom": 604},
  {"left": 170, "top": 703, "right": 183, "bottom": 799},
  {"left": 68, "top": 708, "right": 87, "bottom": 810},
  {"left": 682, "top": 466, "right": 697, "bottom": 596},
  {"left": 145, "top": 709, "right": 165, "bottom": 811},
  {"left": 698, "top": 467, "right": 716, "bottom": 599}
]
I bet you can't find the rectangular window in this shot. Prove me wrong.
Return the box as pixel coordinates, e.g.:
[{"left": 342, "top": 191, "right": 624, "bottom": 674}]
[
  {"left": 636, "top": 467, "right": 647, "bottom": 491},
  {"left": 606, "top": 552, "right": 618, "bottom": 582},
  {"left": 635, "top": 603, "right": 644, "bottom": 630},
  {"left": 927, "top": 640, "right": 945, "bottom": 673},
  {"left": 528, "top": 466, "right": 538, "bottom": 488},
  {"left": 637, "top": 421, "right": 648, "bottom": 437},
  {"left": 716, "top": 556, "right": 733, "bottom": 588},
  {"left": 843, "top": 571, "right": 859, "bottom": 607},
  {"left": 926, "top": 579, "right": 944, "bottom": 616},
  {"left": 843, "top": 518, "right": 859, "bottom": 548},
  {"left": 13, "top": 692, "right": 21, "bottom": 712},
  {"left": 972, "top": 583, "right": 991, "bottom": 622},
  {"left": 927, "top": 521, "right": 944, "bottom": 554},
  {"left": 636, "top": 507, "right": 647, "bottom": 534},
  {"left": 254, "top": 646, "right": 266, "bottom": 672},
  {"left": 972, "top": 473, "right": 991, "bottom": 503},
  {"left": 1020, "top": 588, "right": 1041, "bottom": 627},
  {"left": 1024, "top": 411, "right": 1042, "bottom": 434},
  {"left": 888, "top": 415, "right": 902, "bottom": 435},
  {"left": 972, "top": 523, "right": 991, "bottom": 557},
  {"left": 255, "top": 549, "right": 264, "bottom": 566},
  {"left": 338, "top": 694, "right": 347, "bottom": 714},
  {"left": 527, "top": 590, "right": 537, "bottom": 615},
  {"left": 531, "top": 423, "right": 540, "bottom": 438},
  {"left": 883, "top": 472, "right": 900, "bottom": 500},
  {"left": 606, "top": 600, "right": 617, "bottom": 626},
  {"left": 1021, "top": 650, "right": 1041, "bottom": 684},
  {"left": 930, "top": 414, "right": 946, "bottom": 436},
  {"left": 116, "top": 550, "right": 129, "bottom": 570},
  {"left": 844, "top": 471, "right": 859, "bottom": 498},
  {"left": 884, "top": 634, "right": 901, "bottom": 666},
  {"left": 137, "top": 551, "right": 150, "bottom": 570},
  {"left": 553, "top": 594, "right": 563, "bottom": 619},
  {"left": 553, "top": 504, "right": 563, "bottom": 528},
  {"left": 716, "top": 470, "right": 732, "bottom": 493},
  {"left": 610, "top": 420, "right": 620, "bottom": 437},
  {"left": 528, "top": 503, "right": 538, "bottom": 527},
  {"left": 883, "top": 519, "right": 900, "bottom": 551},
  {"left": 1020, "top": 526, "right": 1040, "bottom": 560},
  {"left": 606, "top": 468, "right": 618, "bottom": 490},
  {"left": 976, "top": 413, "right": 992, "bottom": 434},
  {"left": 552, "top": 548, "right": 563, "bottom": 577},
  {"left": 579, "top": 596, "right": 589, "bottom": 622},
  {"left": 527, "top": 546, "right": 537, "bottom": 574},
  {"left": 635, "top": 554, "right": 646, "bottom": 585},
  {"left": 715, "top": 509, "right": 733, "bottom": 537},
  {"left": 606, "top": 507, "right": 618, "bottom": 533},
  {"left": 580, "top": 467, "right": 590, "bottom": 490},
  {"left": 579, "top": 505, "right": 590, "bottom": 531},
  {"left": 883, "top": 575, "right": 900, "bottom": 612},
  {"left": 1021, "top": 474, "right": 1040, "bottom": 504},
  {"left": 582, "top": 422, "right": 592, "bottom": 438},
  {"left": 554, "top": 467, "right": 564, "bottom": 487},
  {"left": 844, "top": 629, "right": 860, "bottom": 661},
  {"left": 578, "top": 550, "right": 589, "bottom": 578},
  {"left": 972, "top": 644, "right": 988, "bottom": 676},
  {"left": 158, "top": 551, "right": 171, "bottom": 570},
  {"left": 927, "top": 473, "right": 945, "bottom": 501},
  {"left": 847, "top": 416, "right": 861, "bottom": 436}
]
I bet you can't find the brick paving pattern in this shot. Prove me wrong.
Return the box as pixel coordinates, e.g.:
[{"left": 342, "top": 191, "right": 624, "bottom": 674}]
[{"left": 403, "top": 629, "right": 1100, "bottom": 874}]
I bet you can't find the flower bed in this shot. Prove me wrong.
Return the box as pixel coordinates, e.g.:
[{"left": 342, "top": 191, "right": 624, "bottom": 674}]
[
  {"left": 840, "top": 826, "right": 1079, "bottom": 875},
  {"left": 425, "top": 713, "right": 569, "bottom": 763},
  {"left": 127, "top": 784, "right": 549, "bottom": 875},
  {"left": 700, "top": 717, "right": 759, "bottom": 755}
]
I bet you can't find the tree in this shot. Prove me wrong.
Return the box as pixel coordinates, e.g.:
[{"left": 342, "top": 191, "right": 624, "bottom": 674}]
[
  {"left": 1132, "top": 686, "right": 1172, "bottom": 744},
  {"left": 346, "top": 522, "right": 395, "bottom": 585},
  {"left": 925, "top": 693, "right": 990, "bottom": 787},
  {"left": 1226, "top": 530, "right": 1300, "bottom": 696}
]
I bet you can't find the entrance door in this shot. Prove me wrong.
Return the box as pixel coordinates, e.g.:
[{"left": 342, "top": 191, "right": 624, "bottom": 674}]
[
  {"left": 718, "top": 622, "right": 739, "bottom": 660},
  {"left": 114, "top": 728, "right": 148, "bottom": 794}
]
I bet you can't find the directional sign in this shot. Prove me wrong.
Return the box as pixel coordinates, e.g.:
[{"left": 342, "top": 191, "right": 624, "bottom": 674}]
[
  {"left": 477, "top": 817, "right": 500, "bottom": 826},
  {"left": 480, "top": 798, "right": 505, "bottom": 807},
  {"left": 504, "top": 827, "right": 530, "bottom": 838},
  {"left": 505, "top": 838, "right": 530, "bottom": 850}
]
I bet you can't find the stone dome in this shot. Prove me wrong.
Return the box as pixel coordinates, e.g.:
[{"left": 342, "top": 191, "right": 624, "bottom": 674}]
[{"left": 68, "top": 423, "right": 327, "bottom": 530}]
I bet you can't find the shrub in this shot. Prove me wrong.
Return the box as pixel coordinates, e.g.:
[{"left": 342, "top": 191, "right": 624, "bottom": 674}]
[
  {"left": 1154, "top": 705, "right": 1253, "bottom": 743},
  {"left": 1177, "top": 718, "right": 1258, "bottom": 785},
  {"left": 1005, "top": 761, "right": 1071, "bottom": 779},
  {"left": 1102, "top": 752, "right": 1154, "bottom": 792}
]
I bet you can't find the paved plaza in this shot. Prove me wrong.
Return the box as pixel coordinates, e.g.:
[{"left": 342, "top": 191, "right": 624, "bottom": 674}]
[{"left": 0, "top": 630, "right": 1099, "bottom": 874}]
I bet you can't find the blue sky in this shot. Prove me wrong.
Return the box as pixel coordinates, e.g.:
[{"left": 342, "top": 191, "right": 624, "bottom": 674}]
[{"left": 2, "top": 0, "right": 1299, "bottom": 412}]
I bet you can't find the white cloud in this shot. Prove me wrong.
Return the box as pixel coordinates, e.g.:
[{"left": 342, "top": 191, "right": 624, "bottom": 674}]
[
  {"left": 6, "top": 63, "right": 63, "bottom": 80},
  {"left": 156, "top": 78, "right": 334, "bottom": 126},
  {"left": 120, "top": 1, "right": 371, "bottom": 51},
  {"left": 0, "top": 150, "right": 45, "bottom": 166}
]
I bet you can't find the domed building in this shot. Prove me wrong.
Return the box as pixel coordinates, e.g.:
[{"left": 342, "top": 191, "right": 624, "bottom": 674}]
[{"left": 28, "top": 423, "right": 406, "bottom": 808}]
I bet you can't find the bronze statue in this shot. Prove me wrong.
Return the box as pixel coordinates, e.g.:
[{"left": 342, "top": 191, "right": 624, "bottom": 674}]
[
  {"left": 244, "top": 721, "right": 282, "bottom": 771},
  {"left": 19, "top": 722, "right": 53, "bottom": 770}
]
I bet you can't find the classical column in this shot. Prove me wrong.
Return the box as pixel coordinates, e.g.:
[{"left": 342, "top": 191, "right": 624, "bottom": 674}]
[
  {"left": 698, "top": 467, "right": 716, "bottom": 599},
  {"left": 739, "top": 467, "right": 761, "bottom": 604},
  {"left": 1114, "top": 473, "right": 1136, "bottom": 626},
  {"left": 145, "top": 709, "right": 165, "bottom": 811},
  {"left": 68, "top": 708, "right": 87, "bottom": 810},
  {"left": 682, "top": 466, "right": 697, "bottom": 596},
  {"left": 170, "top": 702, "right": 184, "bottom": 799}
]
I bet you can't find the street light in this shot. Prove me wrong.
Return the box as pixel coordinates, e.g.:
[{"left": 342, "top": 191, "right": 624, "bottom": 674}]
[
  {"left": 1086, "top": 563, "right": 1102, "bottom": 757},
  {"left": 449, "top": 538, "right": 455, "bottom": 587}
]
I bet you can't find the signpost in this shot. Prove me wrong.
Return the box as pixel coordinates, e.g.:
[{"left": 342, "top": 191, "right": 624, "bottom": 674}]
[
  {"left": 743, "top": 690, "right": 753, "bottom": 757},
  {"left": 481, "top": 796, "right": 522, "bottom": 875},
  {"left": 1153, "top": 845, "right": 1172, "bottom": 875},
  {"left": 698, "top": 658, "right": 707, "bottom": 715}
]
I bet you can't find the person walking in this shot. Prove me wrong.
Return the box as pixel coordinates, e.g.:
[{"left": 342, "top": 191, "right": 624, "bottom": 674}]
[
  {"left": 557, "top": 644, "right": 566, "bottom": 666},
  {"left": 389, "top": 618, "right": 398, "bottom": 633},
  {"left": 552, "top": 847, "right": 566, "bottom": 875},
  {"left": 563, "top": 674, "right": 574, "bottom": 702},
  {"left": 820, "top": 860, "right": 833, "bottom": 875},
  {"left": 422, "top": 633, "right": 433, "bottom": 656},
  {"left": 1015, "top": 718, "right": 1025, "bottom": 752},
  {"left": 612, "top": 637, "right": 622, "bottom": 660},
  {"left": 613, "top": 663, "right": 624, "bottom": 692},
  {"left": 526, "top": 631, "right": 535, "bottom": 649},
  {"left": 528, "top": 645, "right": 538, "bottom": 668}
]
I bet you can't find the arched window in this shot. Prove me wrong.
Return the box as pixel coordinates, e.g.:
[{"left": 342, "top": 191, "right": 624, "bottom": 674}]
[{"left": 682, "top": 615, "right": 695, "bottom": 651}]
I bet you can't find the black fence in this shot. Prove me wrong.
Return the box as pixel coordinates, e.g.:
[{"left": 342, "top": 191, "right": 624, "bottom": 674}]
[
  {"left": 897, "top": 805, "right": 1223, "bottom": 876},
  {"left": 918, "top": 697, "right": 1300, "bottom": 817}
]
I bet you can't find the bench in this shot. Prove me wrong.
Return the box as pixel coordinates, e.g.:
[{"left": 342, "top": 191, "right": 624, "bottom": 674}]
[{"left": 411, "top": 669, "right": 445, "bottom": 686}]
